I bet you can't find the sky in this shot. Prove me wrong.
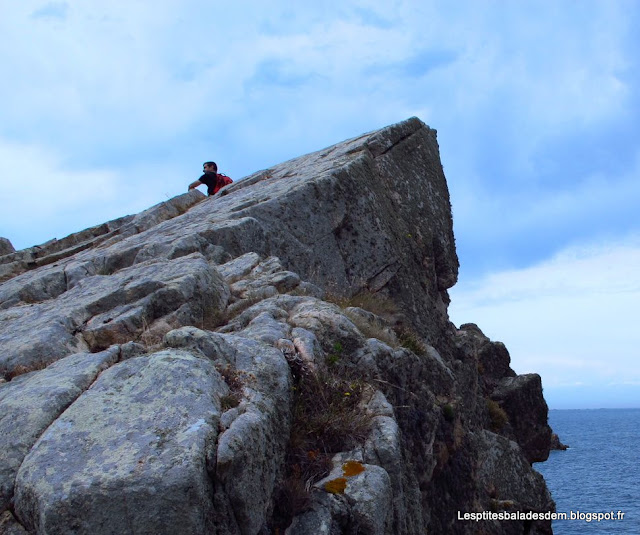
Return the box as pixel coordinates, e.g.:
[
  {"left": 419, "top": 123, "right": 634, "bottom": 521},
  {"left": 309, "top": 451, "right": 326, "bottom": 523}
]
[{"left": 0, "top": 1, "right": 638, "bottom": 409}]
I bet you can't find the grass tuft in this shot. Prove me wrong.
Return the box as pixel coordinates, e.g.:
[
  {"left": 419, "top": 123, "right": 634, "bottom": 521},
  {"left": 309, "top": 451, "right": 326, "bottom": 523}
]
[
  {"left": 270, "top": 362, "right": 373, "bottom": 531},
  {"left": 325, "top": 291, "right": 398, "bottom": 321},
  {"left": 486, "top": 398, "right": 508, "bottom": 432},
  {"left": 216, "top": 364, "right": 245, "bottom": 410},
  {"left": 396, "top": 327, "right": 427, "bottom": 356}
]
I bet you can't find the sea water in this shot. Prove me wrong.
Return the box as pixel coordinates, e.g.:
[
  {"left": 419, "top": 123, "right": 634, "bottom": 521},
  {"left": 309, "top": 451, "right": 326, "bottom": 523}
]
[{"left": 534, "top": 409, "right": 640, "bottom": 534}]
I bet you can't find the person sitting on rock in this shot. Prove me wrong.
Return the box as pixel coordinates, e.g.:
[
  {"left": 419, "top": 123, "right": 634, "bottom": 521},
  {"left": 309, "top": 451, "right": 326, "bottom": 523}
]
[{"left": 188, "top": 162, "right": 233, "bottom": 196}]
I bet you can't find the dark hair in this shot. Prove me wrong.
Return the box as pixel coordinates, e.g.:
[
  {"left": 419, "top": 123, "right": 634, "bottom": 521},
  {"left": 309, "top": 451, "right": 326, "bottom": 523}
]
[{"left": 203, "top": 161, "right": 218, "bottom": 172}]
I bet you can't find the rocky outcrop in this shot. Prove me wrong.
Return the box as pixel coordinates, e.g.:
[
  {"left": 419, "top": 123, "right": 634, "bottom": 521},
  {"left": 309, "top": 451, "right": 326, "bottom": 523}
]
[
  {"left": 0, "top": 238, "right": 14, "bottom": 257},
  {"left": 0, "top": 118, "right": 554, "bottom": 534},
  {"left": 0, "top": 191, "right": 205, "bottom": 284},
  {"left": 550, "top": 433, "right": 569, "bottom": 450},
  {"left": 491, "top": 374, "right": 552, "bottom": 463}
]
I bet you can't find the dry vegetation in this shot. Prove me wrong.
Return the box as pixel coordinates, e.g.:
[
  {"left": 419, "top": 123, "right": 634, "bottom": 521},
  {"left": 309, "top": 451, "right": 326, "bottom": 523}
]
[
  {"left": 271, "top": 357, "right": 373, "bottom": 531},
  {"left": 486, "top": 398, "right": 509, "bottom": 432},
  {"left": 1, "top": 360, "right": 49, "bottom": 381}
]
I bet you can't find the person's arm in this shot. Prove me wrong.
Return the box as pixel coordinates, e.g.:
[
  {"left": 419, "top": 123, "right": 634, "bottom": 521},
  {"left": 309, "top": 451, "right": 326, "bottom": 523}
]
[{"left": 188, "top": 180, "right": 203, "bottom": 191}]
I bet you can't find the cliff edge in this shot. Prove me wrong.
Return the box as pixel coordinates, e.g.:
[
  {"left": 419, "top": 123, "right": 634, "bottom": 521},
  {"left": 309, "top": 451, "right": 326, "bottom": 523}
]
[{"left": 0, "top": 118, "right": 553, "bottom": 534}]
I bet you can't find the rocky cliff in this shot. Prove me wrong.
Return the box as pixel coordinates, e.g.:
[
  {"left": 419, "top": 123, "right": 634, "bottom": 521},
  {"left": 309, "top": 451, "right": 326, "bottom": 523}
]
[{"left": 0, "top": 118, "right": 554, "bottom": 535}]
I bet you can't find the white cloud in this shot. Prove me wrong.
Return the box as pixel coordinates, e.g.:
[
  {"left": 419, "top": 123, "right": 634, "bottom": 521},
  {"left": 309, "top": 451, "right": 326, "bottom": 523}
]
[
  {"left": 0, "top": 1, "right": 634, "bottom": 161},
  {"left": 449, "top": 148, "right": 640, "bottom": 257},
  {"left": 0, "top": 140, "right": 118, "bottom": 213},
  {"left": 448, "top": 235, "right": 640, "bottom": 407},
  {"left": 0, "top": 139, "right": 191, "bottom": 249},
  {"left": 0, "top": 139, "right": 118, "bottom": 245}
]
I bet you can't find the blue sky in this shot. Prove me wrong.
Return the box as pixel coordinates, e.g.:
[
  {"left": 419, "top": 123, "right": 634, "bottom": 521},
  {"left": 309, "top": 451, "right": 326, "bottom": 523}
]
[{"left": 1, "top": 1, "right": 638, "bottom": 409}]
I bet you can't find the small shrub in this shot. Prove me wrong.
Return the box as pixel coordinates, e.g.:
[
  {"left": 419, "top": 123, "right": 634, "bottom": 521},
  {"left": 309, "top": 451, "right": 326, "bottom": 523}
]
[
  {"left": 220, "top": 295, "right": 262, "bottom": 324},
  {"left": 325, "top": 342, "right": 343, "bottom": 366},
  {"left": 344, "top": 310, "right": 398, "bottom": 347},
  {"left": 201, "top": 307, "right": 226, "bottom": 331},
  {"left": 202, "top": 292, "right": 265, "bottom": 332},
  {"left": 396, "top": 328, "right": 427, "bottom": 356},
  {"left": 289, "top": 371, "right": 371, "bottom": 455},
  {"left": 486, "top": 398, "right": 508, "bottom": 432},
  {"left": 220, "top": 394, "right": 240, "bottom": 410},
  {"left": 271, "top": 466, "right": 314, "bottom": 525},
  {"left": 139, "top": 318, "right": 175, "bottom": 351}
]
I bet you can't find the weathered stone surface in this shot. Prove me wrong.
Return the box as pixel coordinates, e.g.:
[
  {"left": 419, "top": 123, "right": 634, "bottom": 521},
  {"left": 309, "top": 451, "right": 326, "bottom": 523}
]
[
  {"left": 285, "top": 492, "right": 348, "bottom": 535},
  {"left": 476, "top": 431, "right": 553, "bottom": 510},
  {"left": 14, "top": 350, "right": 225, "bottom": 535},
  {"left": 0, "top": 347, "right": 120, "bottom": 512},
  {"left": 0, "top": 511, "right": 28, "bottom": 535},
  {"left": 0, "top": 118, "right": 555, "bottom": 535},
  {"left": 0, "top": 253, "right": 229, "bottom": 377},
  {"left": 455, "top": 323, "right": 516, "bottom": 388},
  {"left": 0, "top": 238, "right": 14, "bottom": 256},
  {"left": 213, "top": 336, "right": 292, "bottom": 535},
  {"left": 165, "top": 327, "right": 293, "bottom": 535},
  {"left": 491, "top": 373, "right": 552, "bottom": 463},
  {"left": 217, "top": 252, "right": 261, "bottom": 282},
  {"left": 189, "top": 118, "right": 459, "bottom": 346},
  {"left": 314, "top": 462, "right": 393, "bottom": 535},
  {"left": 473, "top": 431, "right": 554, "bottom": 535},
  {"left": 0, "top": 191, "right": 205, "bottom": 284},
  {"left": 364, "top": 415, "right": 406, "bottom": 532},
  {"left": 550, "top": 432, "right": 569, "bottom": 450}
]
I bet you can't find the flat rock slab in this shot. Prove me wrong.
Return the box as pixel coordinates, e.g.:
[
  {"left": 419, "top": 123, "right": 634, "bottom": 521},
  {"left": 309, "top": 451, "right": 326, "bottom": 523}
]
[
  {"left": 0, "top": 253, "right": 229, "bottom": 376},
  {"left": 0, "top": 347, "right": 120, "bottom": 511},
  {"left": 14, "top": 350, "right": 226, "bottom": 535},
  {"left": 0, "top": 190, "right": 204, "bottom": 284},
  {"left": 166, "top": 328, "right": 293, "bottom": 535}
]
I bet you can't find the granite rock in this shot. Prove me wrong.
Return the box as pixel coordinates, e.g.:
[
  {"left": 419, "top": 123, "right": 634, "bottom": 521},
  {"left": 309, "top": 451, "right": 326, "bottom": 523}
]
[
  {"left": 14, "top": 350, "right": 226, "bottom": 535},
  {"left": 0, "top": 238, "right": 14, "bottom": 256},
  {"left": 0, "top": 118, "right": 554, "bottom": 534}
]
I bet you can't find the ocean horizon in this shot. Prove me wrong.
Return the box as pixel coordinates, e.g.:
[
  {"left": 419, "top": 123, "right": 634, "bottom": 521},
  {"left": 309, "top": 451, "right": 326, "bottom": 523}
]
[{"left": 534, "top": 408, "right": 639, "bottom": 534}]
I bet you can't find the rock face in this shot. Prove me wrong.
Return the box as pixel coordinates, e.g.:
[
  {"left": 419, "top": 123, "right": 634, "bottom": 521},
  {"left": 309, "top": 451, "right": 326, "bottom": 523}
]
[
  {"left": 0, "top": 118, "right": 554, "bottom": 534},
  {"left": 0, "top": 238, "right": 14, "bottom": 257}
]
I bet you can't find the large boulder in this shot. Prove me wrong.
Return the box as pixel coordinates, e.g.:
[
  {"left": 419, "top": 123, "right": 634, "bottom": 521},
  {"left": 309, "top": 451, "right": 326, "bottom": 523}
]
[
  {"left": 165, "top": 327, "right": 293, "bottom": 535},
  {"left": 0, "top": 238, "right": 14, "bottom": 256},
  {"left": 0, "top": 253, "right": 229, "bottom": 378},
  {"left": 0, "top": 118, "right": 555, "bottom": 534},
  {"left": 14, "top": 350, "right": 227, "bottom": 535},
  {"left": 491, "top": 374, "right": 552, "bottom": 463},
  {"left": 0, "top": 347, "right": 120, "bottom": 512}
]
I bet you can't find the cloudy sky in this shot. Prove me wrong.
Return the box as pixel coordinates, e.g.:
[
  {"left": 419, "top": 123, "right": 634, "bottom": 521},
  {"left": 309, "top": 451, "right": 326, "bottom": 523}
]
[{"left": 1, "top": 1, "right": 638, "bottom": 409}]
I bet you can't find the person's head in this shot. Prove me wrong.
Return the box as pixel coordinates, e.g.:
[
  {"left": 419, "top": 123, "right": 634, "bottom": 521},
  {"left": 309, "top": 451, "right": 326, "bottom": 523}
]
[{"left": 203, "top": 161, "right": 218, "bottom": 173}]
